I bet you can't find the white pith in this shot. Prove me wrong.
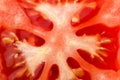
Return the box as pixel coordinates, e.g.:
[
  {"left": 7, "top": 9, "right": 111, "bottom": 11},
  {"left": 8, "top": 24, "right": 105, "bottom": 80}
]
[
  {"left": 16, "top": 33, "right": 100, "bottom": 78},
  {"left": 14, "top": 1, "right": 104, "bottom": 79}
]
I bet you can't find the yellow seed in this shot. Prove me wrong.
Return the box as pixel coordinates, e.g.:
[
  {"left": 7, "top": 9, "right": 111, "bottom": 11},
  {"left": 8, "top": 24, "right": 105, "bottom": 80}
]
[
  {"left": 14, "top": 60, "right": 25, "bottom": 68},
  {"left": 2, "top": 37, "right": 14, "bottom": 45},
  {"left": 72, "top": 68, "right": 84, "bottom": 78},
  {"left": 101, "top": 39, "right": 112, "bottom": 44},
  {"left": 72, "top": 16, "right": 80, "bottom": 23},
  {"left": 97, "top": 50, "right": 108, "bottom": 57},
  {"left": 14, "top": 54, "right": 19, "bottom": 59},
  {"left": 85, "top": 2, "right": 97, "bottom": 9},
  {"left": 10, "top": 32, "right": 18, "bottom": 41}
]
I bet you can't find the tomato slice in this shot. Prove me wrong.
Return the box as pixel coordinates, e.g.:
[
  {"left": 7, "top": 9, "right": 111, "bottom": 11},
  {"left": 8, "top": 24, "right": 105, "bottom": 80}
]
[{"left": 0, "top": 0, "right": 120, "bottom": 80}]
